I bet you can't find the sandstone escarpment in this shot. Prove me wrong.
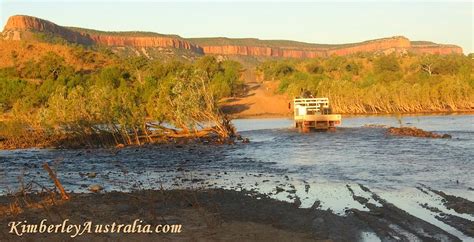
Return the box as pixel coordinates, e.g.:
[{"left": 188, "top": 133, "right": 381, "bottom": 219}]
[
  {"left": 2, "top": 15, "right": 202, "bottom": 53},
  {"left": 2, "top": 15, "right": 463, "bottom": 58},
  {"left": 3, "top": 15, "right": 94, "bottom": 44},
  {"left": 198, "top": 36, "right": 463, "bottom": 57},
  {"left": 201, "top": 45, "right": 325, "bottom": 58},
  {"left": 409, "top": 44, "right": 463, "bottom": 55},
  {"left": 88, "top": 35, "right": 202, "bottom": 52},
  {"left": 326, "top": 36, "right": 411, "bottom": 55}
]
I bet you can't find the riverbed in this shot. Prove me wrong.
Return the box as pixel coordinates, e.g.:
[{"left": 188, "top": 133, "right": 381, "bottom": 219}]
[{"left": 1, "top": 114, "right": 473, "bottom": 241}]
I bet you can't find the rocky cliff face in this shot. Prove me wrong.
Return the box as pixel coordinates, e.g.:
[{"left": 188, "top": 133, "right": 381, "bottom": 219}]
[
  {"left": 409, "top": 44, "right": 463, "bottom": 55},
  {"left": 2, "top": 15, "right": 202, "bottom": 53},
  {"left": 200, "top": 37, "right": 414, "bottom": 57},
  {"left": 3, "top": 15, "right": 94, "bottom": 44},
  {"left": 201, "top": 45, "right": 326, "bottom": 58},
  {"left": 326, "top": 37, "right": 411, "bottom": 56},
  {"left": 88, "top": 35, "right": 202, "bottom": 52},
  {"left": 2, "top": 15, "right": 463, "bottom": 58}
]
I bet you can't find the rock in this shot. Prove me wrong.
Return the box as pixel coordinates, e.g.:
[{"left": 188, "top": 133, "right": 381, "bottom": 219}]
[
  {"left": 387, "top": 127, "right": 452, "bottom": 139},
  {"left": 311, "top": 200, "right": 321, "bottom": 210},
  {"left": 442, "top": 134, "right": 452, "bottom": 139},
  {"left": 89, "top": 184, "right": 103, "bottom": 193},
  {"left": 87, "top": 172, "right": 97, "bottom": 178},
  {"left": 242, "top": 138, "right": 250, "bottom": 143},
  {"left": 115, "top": 143, "right": 125, "bottom": 149},
  {"left": 3, "top": 15, "right": 202, "bottom": 52},
  {"left": 201, "top": 36, "right": 462, "bottom": 57},
  {"left": 275, "top": 186, "right": 285, "bottom": 194}
]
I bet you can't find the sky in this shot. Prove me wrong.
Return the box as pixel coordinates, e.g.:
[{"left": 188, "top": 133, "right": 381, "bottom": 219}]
[{"left": 0, "top": 1, "right": 472, "bottom": 53}]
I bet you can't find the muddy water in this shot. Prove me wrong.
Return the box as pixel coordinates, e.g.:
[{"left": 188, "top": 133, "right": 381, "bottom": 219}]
[
  {"left": 1, "top": 114, "right": 473, "bottom": 240},
  {"left": 233, "top": 115, "right": 473, "bottom": 190}
]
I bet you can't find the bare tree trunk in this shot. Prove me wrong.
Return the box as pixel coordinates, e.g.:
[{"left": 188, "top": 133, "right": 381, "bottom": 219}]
[
  {"left": 43, "top": 163, "right": 69, "bottom": 200},
  {"left": 133, "top": 127, "right": 141, "bottom": 145},
  {"left": 143, "top": 123, "right": 153, "bottom": 142}
]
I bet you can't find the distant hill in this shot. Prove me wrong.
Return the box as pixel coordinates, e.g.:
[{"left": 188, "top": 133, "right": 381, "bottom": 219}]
[{"left": 1, "top": 15, "right": 463, "bottom": 60}]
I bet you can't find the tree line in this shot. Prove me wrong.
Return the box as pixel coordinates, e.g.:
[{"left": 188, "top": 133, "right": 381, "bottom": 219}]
[
  {"left": 0, "top": 53, "right": 244, "bottom": 148},
  {"left": 256, "top": 53, "right": 473, "bottom": 113}
]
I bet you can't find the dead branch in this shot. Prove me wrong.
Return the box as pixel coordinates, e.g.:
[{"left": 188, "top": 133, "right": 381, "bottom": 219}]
[{"left": 42, "top": 163, "right": 69, "bottom": 200}]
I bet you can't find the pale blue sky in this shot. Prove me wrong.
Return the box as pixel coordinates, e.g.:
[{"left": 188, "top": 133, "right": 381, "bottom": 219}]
[{"left": 1, "top": 1, "right": 472, "bottom": 53}]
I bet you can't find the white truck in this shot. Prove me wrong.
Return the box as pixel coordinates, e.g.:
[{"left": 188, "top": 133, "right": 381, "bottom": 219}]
[{"left": 293, "top": 97, "right": 341, "bottom": 132}]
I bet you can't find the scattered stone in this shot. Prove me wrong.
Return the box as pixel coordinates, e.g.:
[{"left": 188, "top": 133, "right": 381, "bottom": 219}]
[
  {"left": 442, "top": 134, "right": 452, "bottom": 139},
  {"left": 387, "top": 127, "right": 452, "bottom": 139},
  {"left": 115, "top": 143, "right": 125, "bottom": 149},
  {"left": 420, "top": 203, "right": 442, "bottom": 213},
  {"left": 293, "top": 196, "right": 302, "bottom": 207},
  {"left": 311, "top": 200, "right": 321, "bottom": 209},
  {"left": 87, "top": 172, "right": 97, "bottom": 178},
  {"left": 275, "top": 186, "right": 284, "bottom": 194},
  {"left": 89, "top": 184, "right": 103, "bottom": 193},
  {"left": 242, "top": 138, "right": 250, "bottom": 143}
]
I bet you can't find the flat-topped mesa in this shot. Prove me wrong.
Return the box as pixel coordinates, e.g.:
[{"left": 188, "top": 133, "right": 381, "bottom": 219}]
[
  {"left": 2, "top": 15, "right": 463, "bottom": 58},
  {"left": 4, "top": 15, "right": 64, "bottom": 32},
  {"left": 87, "top": 35, "right": 202, "bottom": 52},
  {"left": 3, "top": 15, "right": 94, "bottom": 44},
  {"left": 409, "top": 43, "right": 463, "bottom": 55},
  {"left": 2, "top": 15, "right": 203, "bottom": 53},
  {"left": 197, "top": 36, "right": 463, "bottom": 57},
  {"left": 326, "top": 36, "right": 411, "bottom": 55},
  {"left": 200, "top": 37, "right": 412, "bottom": 57},
  {"left": 201, "top": 46, "right": 326, "bottom": 58}
]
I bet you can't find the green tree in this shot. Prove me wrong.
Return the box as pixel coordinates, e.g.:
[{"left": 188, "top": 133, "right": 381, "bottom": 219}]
[{"left": 374, "top": 55, "right": 400, "bottom": 73}]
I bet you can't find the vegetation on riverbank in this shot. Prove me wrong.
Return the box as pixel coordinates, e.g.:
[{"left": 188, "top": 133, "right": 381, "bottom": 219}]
[
  {"left": 257, "top": 53, "right": 473, "bottom": 114},
  {"left": 0, "top": 49, "right": 244, "bottom": 148}
]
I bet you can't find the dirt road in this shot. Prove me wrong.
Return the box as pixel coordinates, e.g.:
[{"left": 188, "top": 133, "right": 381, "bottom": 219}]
[{"left": 221, "top": 69, "right": 292, "bottom": 118}]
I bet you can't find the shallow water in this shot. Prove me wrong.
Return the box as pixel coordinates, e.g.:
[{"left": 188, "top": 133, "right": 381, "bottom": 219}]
[
  {"left": 233, "top": 114, "right": 474, "bottom": 191},
  {"left": 1, "top": 114, "right": 473, "bottom": 240}
]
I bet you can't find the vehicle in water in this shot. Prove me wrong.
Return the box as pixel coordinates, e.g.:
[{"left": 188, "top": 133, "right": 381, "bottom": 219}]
[{"left": 293, "top": 97, "right": 341, "bottom": 132}]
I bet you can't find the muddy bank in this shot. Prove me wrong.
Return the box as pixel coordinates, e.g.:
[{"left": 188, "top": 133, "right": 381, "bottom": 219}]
[
  {"left": 426, "top": 188, "right": 474, "bottom": 216},
  {"left": 1, "top": 188, "right": 469, "bottom": 242},
  {"left": 0, "top": 189, "right": 354, "bottom": 241},
  {"left": 0, "top": 132, "right": 243, "bottom": 150}
]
